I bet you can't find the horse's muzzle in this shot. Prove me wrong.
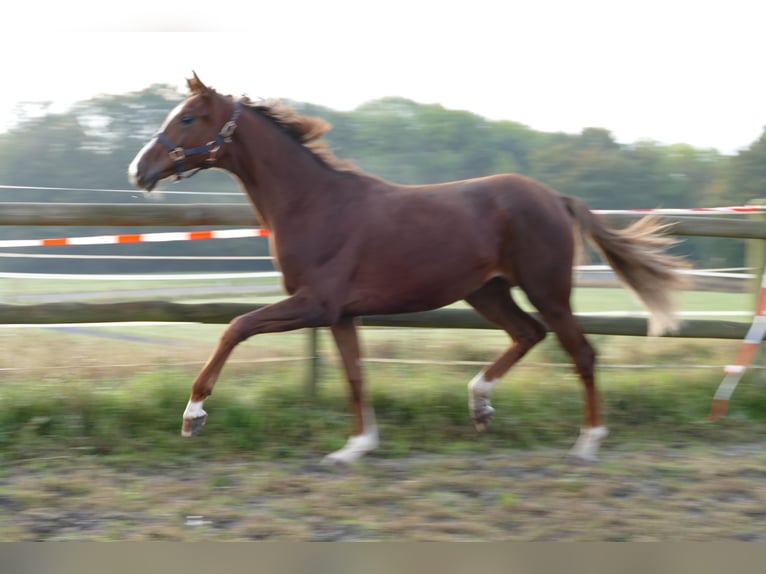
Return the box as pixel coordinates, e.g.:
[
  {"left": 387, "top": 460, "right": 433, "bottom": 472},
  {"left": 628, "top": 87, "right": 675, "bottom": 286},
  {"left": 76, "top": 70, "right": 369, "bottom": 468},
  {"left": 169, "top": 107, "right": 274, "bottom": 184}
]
[{"left": 128, "top": 163, "right": 160, "bottom": 192}]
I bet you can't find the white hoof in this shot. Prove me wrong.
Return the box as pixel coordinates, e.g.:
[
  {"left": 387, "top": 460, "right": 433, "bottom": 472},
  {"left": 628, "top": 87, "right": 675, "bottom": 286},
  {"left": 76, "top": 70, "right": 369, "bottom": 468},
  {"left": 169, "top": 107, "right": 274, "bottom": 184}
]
[
  {"left": 181, "top": 400, "right": 207, "bottom": 437},
  {"left": 468, "top": 371, "right": 497, "bottom": 430},
  {"left": 322, "top": 431, "right": 379, "bottom": 465},
  {"left": 569, "top": 426, "right": 609, "bottom": 461}
]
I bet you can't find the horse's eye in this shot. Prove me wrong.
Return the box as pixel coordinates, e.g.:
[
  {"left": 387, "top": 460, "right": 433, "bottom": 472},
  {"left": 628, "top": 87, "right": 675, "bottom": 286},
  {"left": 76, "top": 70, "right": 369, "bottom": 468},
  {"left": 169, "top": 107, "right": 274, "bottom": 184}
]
[{"left": 180, "top": 114, "right": 195, "bottom": 126}]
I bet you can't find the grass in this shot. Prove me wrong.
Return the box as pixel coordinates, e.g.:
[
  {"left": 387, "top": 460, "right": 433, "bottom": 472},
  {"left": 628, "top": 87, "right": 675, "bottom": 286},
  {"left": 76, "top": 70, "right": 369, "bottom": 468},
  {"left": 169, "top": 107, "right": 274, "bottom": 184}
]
[
  {"left": 1, "top": 334, "right": 765, "bottom": 464},
  {"left": 0, "top": 274, "right": 283, "bottom": 303},
  {"left": 6, "top": 437, "right": 766, "bottom": 541},
  {"left": 2, "top": 259, "right": 765, "bottom": 539},
  {"left": 0, "top": 279, "right": 762, "bottom": 463},
  {"left": 3, "top": 317, "right": 766, "bottom": 541}
]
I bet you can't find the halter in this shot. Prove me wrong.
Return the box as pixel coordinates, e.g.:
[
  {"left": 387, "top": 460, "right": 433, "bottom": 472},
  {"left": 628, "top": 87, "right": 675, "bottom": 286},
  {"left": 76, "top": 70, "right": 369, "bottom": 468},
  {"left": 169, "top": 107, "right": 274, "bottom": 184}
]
[{"left": 156, "top": 101, "right": 242, "bottom": 180}]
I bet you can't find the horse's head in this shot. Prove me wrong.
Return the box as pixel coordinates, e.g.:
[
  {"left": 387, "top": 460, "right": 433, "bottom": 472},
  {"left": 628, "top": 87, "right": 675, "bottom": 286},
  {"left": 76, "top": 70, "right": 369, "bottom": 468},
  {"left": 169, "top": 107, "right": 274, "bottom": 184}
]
[{"left": 129, "top": 72, "right": 241, "bottom": 191}]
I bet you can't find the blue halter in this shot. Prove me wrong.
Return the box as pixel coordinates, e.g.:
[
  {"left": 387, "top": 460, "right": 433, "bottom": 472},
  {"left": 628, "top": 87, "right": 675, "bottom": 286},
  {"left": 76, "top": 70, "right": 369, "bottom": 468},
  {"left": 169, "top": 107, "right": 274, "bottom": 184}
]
[{"left": 156, "top": 101, "right": 242, "bottom": 179}]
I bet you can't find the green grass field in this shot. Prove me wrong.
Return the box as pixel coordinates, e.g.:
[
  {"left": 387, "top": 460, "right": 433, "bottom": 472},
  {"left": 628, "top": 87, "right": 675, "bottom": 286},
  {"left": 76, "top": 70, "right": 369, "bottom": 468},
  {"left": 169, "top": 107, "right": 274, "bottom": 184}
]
[
  {"left": 0, "top": 274, "right": 281, "bottom": 302},
  {"left": 0, "top": 275, "right": 764, "bottom": 463},
  {"left": 4, "top": 278, "right": 766, "bottom": 541}
]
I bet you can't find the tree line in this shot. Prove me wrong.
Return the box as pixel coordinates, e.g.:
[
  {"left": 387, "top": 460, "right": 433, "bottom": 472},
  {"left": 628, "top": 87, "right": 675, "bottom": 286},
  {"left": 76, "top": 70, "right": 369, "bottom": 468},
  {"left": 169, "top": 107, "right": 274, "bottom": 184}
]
[{"left": 0, "top": 84, "right": 764, "bottom": 273}]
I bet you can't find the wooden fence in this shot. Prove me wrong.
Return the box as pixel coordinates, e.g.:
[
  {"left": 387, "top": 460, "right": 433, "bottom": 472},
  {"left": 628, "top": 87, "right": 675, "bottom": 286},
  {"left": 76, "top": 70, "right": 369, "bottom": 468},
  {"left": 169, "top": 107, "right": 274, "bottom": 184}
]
[
  {"left": 1, "top": 202, "right": 766, "bottom": 238},
  {"left": 1, "top": 201, "right": 762, "bottom": 393},
  {"left": 0, "top": 202, "right": 761, "bottom": 341},
  {"left": 0, "top": 300, "right": 751, "bottom": 339}
]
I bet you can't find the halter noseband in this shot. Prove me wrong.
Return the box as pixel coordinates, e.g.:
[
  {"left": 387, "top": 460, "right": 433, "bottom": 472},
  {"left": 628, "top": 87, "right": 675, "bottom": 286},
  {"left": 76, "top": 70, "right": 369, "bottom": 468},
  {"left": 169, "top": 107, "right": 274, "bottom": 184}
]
[{"left": 156, "top": 101, "right": 242, "bottom": 180}]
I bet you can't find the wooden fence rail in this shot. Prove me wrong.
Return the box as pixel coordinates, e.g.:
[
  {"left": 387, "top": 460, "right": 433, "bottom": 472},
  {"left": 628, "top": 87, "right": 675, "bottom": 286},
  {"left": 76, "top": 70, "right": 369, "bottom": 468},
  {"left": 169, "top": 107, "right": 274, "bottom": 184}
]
[
  {"left": 0, "top": 202, "right": 758, "bottom": 343},
  {"left": 0, "top": 202, "right": 760, "bottom": 394},
  {"left": 0, "top": 203, "right": 764, "bottom": 239},
  {"left": 0, "top": 301, "right": 749, "bottom": 339}
]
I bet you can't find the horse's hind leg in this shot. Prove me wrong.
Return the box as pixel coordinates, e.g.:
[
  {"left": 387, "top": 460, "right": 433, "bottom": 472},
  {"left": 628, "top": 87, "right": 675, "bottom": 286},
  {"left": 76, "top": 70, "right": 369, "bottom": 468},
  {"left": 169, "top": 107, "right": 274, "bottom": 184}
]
[
  {"left": 322, "top": 316, "right": 379, "bottom": 464},
  {"left": 465, "top": 278, "right": 547, "bottom": 431},
  {"left": 529, "top": 297, "right": 608, "bottom": 461}
]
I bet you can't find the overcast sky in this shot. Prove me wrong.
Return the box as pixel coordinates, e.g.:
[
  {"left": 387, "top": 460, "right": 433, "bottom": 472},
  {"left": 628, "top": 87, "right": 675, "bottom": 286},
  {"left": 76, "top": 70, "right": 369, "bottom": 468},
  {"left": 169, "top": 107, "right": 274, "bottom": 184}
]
[{"left": 2, "top": 0, "right": 764, "bottom": 153}]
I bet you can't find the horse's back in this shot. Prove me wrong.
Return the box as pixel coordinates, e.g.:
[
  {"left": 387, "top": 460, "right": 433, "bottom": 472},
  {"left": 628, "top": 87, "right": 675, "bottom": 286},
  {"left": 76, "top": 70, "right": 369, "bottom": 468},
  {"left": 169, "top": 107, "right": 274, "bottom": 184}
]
[
  {"left": 335, "top": 173, "right": 576, "bottom": 315},
  {"left": 387, "top": 173, "right": 576, "bottom": 257}
]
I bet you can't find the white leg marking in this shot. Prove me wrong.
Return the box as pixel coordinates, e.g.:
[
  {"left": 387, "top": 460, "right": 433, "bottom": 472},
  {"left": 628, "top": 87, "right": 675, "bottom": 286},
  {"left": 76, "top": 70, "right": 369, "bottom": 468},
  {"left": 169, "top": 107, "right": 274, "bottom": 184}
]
[
  {"left": 181, "top": 399, "right": 207, "bottom": 437},
  {"left": 569, "top": 426, "right": 609, "bottom": 461},
  {"left": 323, "top": 407, "right": 379, "bottom": 465},
  {"left": 184, "top": 399, "right": 207, "bottom": 418},
  {"left": 468, "top": 370, "right": 498, "bottom": 424}
]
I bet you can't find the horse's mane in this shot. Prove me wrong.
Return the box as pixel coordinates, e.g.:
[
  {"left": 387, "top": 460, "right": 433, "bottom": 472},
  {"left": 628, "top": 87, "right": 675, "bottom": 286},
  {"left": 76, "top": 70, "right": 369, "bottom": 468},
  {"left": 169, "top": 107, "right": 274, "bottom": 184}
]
[
  {"left": 243, "top": 98, "right": 356, "bottom": 172},
  {"left": 188, "top": 78, "right": 354, "bottom": 172}
]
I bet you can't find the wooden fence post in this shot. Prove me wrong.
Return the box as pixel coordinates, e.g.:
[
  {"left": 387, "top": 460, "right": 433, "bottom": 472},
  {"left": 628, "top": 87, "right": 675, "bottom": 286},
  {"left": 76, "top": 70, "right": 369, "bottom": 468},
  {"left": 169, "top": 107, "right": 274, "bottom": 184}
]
[{"left": 747, "top": 199, "right": 766, "bottom": 309}]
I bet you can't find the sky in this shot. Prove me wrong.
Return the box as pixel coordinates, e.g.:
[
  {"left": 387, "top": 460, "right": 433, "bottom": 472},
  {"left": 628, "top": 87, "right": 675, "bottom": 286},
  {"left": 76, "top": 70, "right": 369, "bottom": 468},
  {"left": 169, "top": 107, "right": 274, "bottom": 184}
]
[{"left": 1, "top": 0, "right": 764, "bottom": 154}]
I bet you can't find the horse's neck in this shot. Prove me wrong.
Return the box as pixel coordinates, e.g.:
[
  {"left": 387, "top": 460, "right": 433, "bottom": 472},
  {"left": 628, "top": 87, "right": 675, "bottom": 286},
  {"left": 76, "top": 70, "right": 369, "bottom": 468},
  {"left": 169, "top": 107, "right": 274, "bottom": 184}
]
[{"left": 224, "top": 117, "right": 344, "bottom": 230}]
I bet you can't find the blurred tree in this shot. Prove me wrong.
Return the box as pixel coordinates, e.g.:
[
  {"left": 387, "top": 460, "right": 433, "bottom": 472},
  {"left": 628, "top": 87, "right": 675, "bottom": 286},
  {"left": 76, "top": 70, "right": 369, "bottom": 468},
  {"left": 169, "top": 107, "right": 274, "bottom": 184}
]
[
  {"left": 724, "top": 127, "right": 766, "bottom": 204},
  {"left": 528, "top": 129, "right": 638, "bottom": 209},
  {"left": 0, "top": 86, "right": 754, "bottom": 270}
]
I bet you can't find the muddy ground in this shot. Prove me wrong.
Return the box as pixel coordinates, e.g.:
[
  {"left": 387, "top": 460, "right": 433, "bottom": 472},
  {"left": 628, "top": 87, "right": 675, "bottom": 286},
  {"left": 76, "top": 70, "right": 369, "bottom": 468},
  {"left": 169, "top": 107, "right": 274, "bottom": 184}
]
[{"left": 2, "top": 440, "right": 766, "bottom": 541}]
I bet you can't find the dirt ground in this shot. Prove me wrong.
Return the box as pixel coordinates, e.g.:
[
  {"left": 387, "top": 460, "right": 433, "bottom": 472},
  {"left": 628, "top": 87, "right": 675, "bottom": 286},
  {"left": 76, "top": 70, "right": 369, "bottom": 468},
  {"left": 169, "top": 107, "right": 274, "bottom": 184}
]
[{"left": 2, "top": 439, "right": 766, "bottom": 541}]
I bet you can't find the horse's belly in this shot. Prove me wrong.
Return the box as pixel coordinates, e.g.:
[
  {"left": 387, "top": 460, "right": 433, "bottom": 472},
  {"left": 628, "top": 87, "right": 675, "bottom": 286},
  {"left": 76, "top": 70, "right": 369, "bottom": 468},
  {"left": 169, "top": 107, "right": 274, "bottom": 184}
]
[{"left": 342, "top": 266, "right": 496, "bottom": 316}]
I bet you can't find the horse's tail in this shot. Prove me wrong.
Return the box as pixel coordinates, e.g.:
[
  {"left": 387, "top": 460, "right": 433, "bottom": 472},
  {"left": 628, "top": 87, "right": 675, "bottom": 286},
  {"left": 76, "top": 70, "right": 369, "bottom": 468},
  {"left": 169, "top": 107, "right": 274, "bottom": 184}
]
[{"left": 561, "top": 195, "right": 692, "bottom": 336}]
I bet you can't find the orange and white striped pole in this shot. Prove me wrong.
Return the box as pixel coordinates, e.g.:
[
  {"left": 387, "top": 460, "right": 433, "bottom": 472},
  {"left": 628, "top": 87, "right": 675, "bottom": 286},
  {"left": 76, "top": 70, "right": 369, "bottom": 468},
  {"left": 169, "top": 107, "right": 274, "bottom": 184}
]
[{"left": 707, "top": 266, "right": 766, "bottom": 420}]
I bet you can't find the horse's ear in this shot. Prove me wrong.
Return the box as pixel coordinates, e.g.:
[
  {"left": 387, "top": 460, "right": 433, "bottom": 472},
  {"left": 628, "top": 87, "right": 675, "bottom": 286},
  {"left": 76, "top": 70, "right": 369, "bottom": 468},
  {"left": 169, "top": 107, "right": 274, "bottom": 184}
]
[{"left": 187, "top": 71, "right": 207, "bottom": 94}]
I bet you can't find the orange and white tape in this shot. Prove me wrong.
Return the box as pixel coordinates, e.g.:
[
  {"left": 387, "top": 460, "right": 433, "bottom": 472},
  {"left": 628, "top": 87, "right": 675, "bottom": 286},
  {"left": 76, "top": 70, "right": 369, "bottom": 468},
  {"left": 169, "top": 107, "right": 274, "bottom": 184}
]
[
  {"left": 0, "top": 204, "right": 761, "bottom": 249},
  {"left": 0, "top": 228, "right": 269, "bottom": 248}
]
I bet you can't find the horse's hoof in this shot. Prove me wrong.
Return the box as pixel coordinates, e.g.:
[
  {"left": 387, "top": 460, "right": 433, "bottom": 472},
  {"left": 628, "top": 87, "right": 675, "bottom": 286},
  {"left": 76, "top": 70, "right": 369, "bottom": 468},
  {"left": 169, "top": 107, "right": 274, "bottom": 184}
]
[
  {"left": 473, "top": 418, "right": 492, "bottom": 432},
  {"left": 181, "top": 414, "right": 208, "bottom": 437},
  {"left": 321, "top": 432, "right": 379, "bottom": 465},
  {"left": 472, "top": 406, "right": 495, "bottom": 432},
  {"left": 568, "top": 426, "right": 608, "bottom": 462}
]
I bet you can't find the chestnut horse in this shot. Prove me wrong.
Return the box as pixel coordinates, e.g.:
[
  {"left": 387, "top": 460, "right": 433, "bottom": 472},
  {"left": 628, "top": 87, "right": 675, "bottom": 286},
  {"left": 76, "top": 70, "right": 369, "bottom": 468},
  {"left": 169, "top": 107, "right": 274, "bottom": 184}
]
[{"left": 129, "top": 74, "right": 689, "bottom": 463}]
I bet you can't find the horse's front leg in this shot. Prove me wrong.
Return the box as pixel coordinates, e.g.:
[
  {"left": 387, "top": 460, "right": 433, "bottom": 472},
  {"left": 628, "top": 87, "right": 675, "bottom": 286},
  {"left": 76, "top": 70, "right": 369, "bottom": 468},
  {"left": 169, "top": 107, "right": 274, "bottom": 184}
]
[
  {"left": 322, "top": 316, "right": 378, "bottom": 464},
  {"left": 182, "top": 292, "right": 332, "bottom": 437}
]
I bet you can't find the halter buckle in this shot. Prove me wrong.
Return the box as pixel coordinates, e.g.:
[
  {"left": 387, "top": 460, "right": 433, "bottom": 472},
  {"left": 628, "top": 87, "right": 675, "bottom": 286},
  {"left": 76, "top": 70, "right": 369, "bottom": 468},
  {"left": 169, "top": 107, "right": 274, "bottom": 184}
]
[
  {"left": 220, "top": 120, "right": 237, "bottom": 141},
  {"left": 158, "top": 101, "right": 240, "bottom": 175},
  {"left": 169, "top": 147, "right": 185, "bottom": 162},
  {"left": 206, "top": 141, "right": 221, "bottom": 163}
]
